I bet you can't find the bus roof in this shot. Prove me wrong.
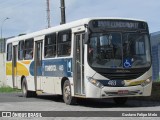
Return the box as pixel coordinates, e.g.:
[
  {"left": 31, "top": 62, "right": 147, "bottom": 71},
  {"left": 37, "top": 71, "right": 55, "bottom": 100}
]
[{"left": 6, "top": 17, "right": 147, "bottom": 43}]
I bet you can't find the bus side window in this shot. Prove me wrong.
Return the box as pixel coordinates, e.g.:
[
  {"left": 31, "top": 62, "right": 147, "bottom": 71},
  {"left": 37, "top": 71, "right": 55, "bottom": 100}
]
[
  {"left": 58, "top": 30, "right": 71, "bottom": 56},
  {"left": 24, "top": 39, "right": 34, "bottom": 60},
  {"left": 44, "top": 33, "right": 56, "bottom": 58},
  {"left": 7, "top": 43, "right": 12, "bottom": 61},
  {"left": 18, "top": 40, "right": 24, "bottom": 60}
]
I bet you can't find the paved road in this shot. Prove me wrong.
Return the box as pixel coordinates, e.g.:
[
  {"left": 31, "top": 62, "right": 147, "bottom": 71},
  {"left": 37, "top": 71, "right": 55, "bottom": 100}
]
[{"left": 0, "top": 92, "right": 160, "bottom": 120}]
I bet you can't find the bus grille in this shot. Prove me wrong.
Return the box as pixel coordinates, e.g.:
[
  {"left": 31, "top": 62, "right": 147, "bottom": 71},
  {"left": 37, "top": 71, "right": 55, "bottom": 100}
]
[
  {"left": 104, "top": 90, "right": 142, "bottom": 96},
  {"left": 100, "top": 72, "right": 144, "bottom": 80}
]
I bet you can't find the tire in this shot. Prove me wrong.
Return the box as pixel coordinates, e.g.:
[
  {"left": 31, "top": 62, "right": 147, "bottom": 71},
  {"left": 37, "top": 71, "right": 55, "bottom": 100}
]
[
  {"left": 31, "top": 91, "right": 37, "bottom": 97},
  {"left": 113, "top": 97, "right": 128, "bottom": 105},
  {"left": 22, "top": 78, "right": 36, "bottom": 98},
  {"left": 63, "top": 80, "right": 76, "bottom": 105}
]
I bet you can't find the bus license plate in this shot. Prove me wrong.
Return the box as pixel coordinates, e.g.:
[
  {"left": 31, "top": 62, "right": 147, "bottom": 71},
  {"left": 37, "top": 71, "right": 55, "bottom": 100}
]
[{"left": 118, "top": 90, "right": 129, "bottom": 95}]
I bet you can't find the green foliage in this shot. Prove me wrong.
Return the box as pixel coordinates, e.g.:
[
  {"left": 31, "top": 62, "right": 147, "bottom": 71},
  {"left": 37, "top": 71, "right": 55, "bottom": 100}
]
[{"left": 0, "top": 86, "right": 21, "bottom": 93}]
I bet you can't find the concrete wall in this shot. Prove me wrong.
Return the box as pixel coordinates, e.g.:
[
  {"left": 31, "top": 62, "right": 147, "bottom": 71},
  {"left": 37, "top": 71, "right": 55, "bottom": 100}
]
[{"left": 0, "top": 53, "right": 6, "bottom": 86}]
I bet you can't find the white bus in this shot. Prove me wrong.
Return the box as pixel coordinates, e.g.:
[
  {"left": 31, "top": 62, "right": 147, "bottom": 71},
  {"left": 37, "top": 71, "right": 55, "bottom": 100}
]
[{"left": 6, "top": 18, "right": 152, "bottom": 105}]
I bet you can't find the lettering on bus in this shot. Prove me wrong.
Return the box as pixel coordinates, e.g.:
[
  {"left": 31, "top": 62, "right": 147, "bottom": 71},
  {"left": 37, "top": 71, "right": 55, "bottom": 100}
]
[
  {"left": 59, "top": 65, "right": 64, "bottom": 71},
  {"left": 98, "top": 21, "right": 139, "bottom": 29},
  {"left": 45, "top": 65, "right": 64, "bottom": 72},
  {"left": 92, "top": 20, "right": 146, "bottom": 30},
  {"left": 45, "top": 65, "right": 57, "bottom": 71}
]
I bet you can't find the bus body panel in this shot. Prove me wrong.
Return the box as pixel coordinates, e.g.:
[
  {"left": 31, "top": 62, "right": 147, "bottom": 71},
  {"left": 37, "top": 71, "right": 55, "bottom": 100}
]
[
  {"left": 26, "top": 76, "right": 35, "bottom": 91},
  {"left": 143, "top": 81, "right": 152, "bottom": 96},
  {"left": 42, "top": 77, "right": 55, "bottom": 94}
]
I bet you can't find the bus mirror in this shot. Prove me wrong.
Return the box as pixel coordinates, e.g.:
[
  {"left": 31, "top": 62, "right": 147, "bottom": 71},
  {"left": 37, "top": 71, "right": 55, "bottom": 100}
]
[
  {"left": 84, "top": 24, "right": 91, "bottom": 44},
  {"left": 84, "top": 33, "right": 89, "bottom": 44}
]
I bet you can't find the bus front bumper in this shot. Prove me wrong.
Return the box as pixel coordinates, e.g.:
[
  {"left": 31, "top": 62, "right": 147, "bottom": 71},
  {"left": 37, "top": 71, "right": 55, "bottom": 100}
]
[{"left": 86, "top": 81, "right": 152, "bottom": 98}]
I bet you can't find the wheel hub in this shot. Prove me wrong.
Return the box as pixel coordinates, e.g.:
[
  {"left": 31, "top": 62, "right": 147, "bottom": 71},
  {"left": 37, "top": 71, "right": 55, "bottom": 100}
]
[{"left": 64, "top": 86, "right": 70, "bottom": 100}]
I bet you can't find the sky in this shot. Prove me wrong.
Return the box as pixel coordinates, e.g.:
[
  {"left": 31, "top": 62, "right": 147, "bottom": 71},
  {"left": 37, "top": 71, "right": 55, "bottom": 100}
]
[{"left": 0, "top": 0, "right": 160, "bottom": 38}]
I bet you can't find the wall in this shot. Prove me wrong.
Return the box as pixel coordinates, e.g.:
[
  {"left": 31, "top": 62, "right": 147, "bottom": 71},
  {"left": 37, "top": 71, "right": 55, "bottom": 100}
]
[{"left": 0, "top": 53, "right": 6, "bottom": 86}]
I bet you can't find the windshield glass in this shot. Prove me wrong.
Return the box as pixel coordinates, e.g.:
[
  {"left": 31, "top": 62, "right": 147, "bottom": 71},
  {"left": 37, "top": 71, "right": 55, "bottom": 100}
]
[{"left": 88, "top": 32, "right": 151, "bottom": 69}]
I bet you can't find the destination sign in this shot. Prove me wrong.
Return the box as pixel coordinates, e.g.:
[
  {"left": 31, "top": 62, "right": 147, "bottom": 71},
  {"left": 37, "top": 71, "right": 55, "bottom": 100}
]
[{"left": 91, "top": 20, "right": 146, "bottom": 30}]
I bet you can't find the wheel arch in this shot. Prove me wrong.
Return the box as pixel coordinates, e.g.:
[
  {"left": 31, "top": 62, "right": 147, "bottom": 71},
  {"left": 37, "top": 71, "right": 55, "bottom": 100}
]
[{"left": 21, "top": 75, "right": 26, "bottom": 89}]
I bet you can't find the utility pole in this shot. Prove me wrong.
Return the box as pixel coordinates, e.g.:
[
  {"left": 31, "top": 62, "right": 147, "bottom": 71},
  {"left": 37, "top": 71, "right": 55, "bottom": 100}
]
[
  {"left": 1, "top": 17, "right": 10, "bottom": 53},
  {"left": 46, "top": 0, "right": 51, "bottom": 28},
  {"left": 60, "top": 0, "right": 66, "bottom": 24}
]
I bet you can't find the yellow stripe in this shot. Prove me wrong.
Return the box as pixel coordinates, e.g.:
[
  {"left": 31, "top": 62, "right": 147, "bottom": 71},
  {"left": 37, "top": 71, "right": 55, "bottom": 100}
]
[
  {"left": 20, "top": 60, "right": 31, "bottom": 65},
  {"left": 6, "top": 62, "right": 12, "bottom": 75},
  {"left": 17, "top": 62, "right": 29, "bottom": 76},
  {"left": 6, "top": 62, "right": 29, "bottom": 76},
  {"left": 124, "top": 80, "right": 145, "bottom": 86}
]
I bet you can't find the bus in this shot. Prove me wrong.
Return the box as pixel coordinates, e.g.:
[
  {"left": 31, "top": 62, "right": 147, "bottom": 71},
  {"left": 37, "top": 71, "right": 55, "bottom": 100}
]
[{"left": 6, "top": 18, "right": 152, "bottom": 105}]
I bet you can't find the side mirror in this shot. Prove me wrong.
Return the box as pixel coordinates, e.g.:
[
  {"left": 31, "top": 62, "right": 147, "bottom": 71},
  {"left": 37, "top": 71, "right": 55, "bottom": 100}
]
[
  {"left": 84, "top": 24, "right": 90, "bottom": 44},
  {"left": 84, "top": 33, "right": 89, "bottom": 44}
]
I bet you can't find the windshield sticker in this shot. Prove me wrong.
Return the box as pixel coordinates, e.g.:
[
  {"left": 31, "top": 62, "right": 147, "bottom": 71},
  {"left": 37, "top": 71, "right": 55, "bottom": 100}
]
[{"left": 123, "top": 59, "right": 132, "bottom": 68}]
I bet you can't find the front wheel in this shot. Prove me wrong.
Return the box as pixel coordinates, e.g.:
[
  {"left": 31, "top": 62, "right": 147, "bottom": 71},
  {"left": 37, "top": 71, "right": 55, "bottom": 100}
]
[
  {"left": 113, "top": 97, "right": 128, "bottom": 105},
  {"left": 63, "top": 80, "right": 76, "bottom": 105}
]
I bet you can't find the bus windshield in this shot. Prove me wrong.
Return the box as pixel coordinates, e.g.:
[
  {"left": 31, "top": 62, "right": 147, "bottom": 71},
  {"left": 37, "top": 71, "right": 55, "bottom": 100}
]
[{"left": 88, "top": 32, "right": 151, "bottom": 69}]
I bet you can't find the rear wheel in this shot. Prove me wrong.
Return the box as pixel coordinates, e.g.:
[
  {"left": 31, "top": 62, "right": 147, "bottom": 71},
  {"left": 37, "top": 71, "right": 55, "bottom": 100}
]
[
  {"left": 113, "top": 97, "right": 128, "bottom": 105},
  {"left": 22, "top": 78, "right": 36, "bottom": 97},
  {"left": 63, "top": 80, "right": 76, "bottom": 105}
]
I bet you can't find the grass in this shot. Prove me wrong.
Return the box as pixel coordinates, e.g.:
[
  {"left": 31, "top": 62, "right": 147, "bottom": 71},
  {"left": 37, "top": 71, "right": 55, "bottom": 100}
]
[{"left": 0, "top": 86, "right": 21, "bottom": 93}]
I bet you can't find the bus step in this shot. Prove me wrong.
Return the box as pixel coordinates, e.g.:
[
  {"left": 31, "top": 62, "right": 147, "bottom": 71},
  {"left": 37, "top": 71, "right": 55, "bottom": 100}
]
[
  {"left": 36, "top": 90, "right": 43, "bottom": 95},
  {"left": 74, "top": 94, "right": 86, "bottom": 98}
]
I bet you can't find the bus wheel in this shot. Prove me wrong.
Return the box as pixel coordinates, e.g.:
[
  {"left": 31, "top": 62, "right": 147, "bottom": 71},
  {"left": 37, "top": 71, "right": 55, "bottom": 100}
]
[
  {"left": 63, "top": 80, "right": 76, "bottom": 105},
  {"left": 22, "top": 78, "right": 32, "bottom": 98},
  {"left": 113, "top": 97, "right": 128, "bottom": 105}
]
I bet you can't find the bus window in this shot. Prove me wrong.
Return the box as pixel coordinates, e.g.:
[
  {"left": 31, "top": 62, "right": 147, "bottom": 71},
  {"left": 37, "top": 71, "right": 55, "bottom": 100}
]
[
  {"left": 58, "top": 30, "right": 71, "bottom": 56},
  {"left": 24, "top": 39, "right": 34, "bottom": 60},
  {"left": 18, "top": 40, "right": 24, "bottom": 60},
  {"left": 7, "top": 43, "right": 12, "bottom": 61},
  {"left": 44, "top": 33, "right": 56, "bottom": 58},
  {"left": 135, "top": 41, "right": 145, "bottom": 55}
]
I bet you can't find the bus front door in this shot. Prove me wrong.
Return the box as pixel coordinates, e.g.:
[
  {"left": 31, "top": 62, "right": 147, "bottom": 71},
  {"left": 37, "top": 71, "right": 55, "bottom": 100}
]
[
  {"left": 12, "top": 45, "right": 18, "bottom": 88},
  {"left": 74, "top": 33, "right": 85, "bottom": 95},
  {"left": 34, "top": 41, "right": 43, "bottom": 91}
]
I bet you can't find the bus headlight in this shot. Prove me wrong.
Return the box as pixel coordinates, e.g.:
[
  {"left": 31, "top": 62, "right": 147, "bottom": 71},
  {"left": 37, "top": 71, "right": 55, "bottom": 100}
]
[
  {"left": 141, "top": 78, "right": 152, "bottom": 87},
  {"left": 87, "top": 77, "right": 104, "bottom": 89}
]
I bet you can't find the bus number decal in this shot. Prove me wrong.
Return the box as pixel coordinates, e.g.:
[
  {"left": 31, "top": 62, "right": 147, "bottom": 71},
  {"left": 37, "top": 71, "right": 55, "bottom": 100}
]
[
  {"left": 108, "top": 80, "right": 117, "bottom": 86},
  {"left": 59, "top": 65, "right": 64, "bottom": 71},
  {"left": 45, "top": 65, "right": 57, "bottom": 71}
]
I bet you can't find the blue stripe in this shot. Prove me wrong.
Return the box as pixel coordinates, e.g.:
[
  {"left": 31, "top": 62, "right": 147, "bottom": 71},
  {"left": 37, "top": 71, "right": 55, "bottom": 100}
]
[{"left": 29, "top": 58, "right": 72, "bottom": 77}]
